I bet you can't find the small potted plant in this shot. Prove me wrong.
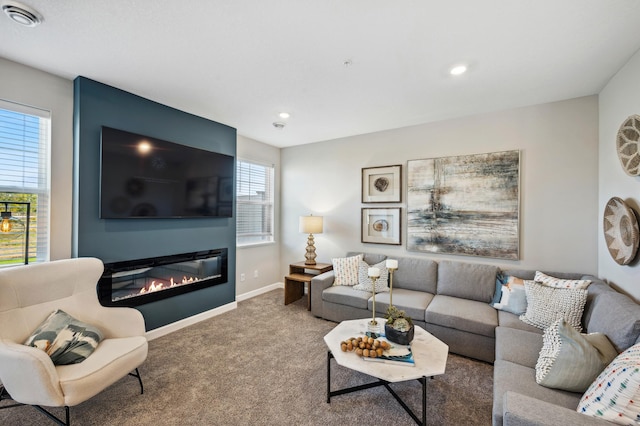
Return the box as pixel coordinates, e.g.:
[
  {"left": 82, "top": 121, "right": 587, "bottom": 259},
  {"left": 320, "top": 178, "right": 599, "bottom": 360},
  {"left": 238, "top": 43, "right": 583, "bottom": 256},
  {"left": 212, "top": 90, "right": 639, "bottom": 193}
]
[{"left": 384, "top": 305, "right": 414, "bottom": 345}]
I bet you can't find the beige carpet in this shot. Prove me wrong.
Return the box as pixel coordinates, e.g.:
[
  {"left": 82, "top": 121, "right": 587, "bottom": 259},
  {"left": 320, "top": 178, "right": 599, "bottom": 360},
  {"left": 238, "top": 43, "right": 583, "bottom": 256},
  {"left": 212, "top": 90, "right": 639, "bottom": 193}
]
[{"left": 0, "top": 289, "right": 493, "bottom": 425}]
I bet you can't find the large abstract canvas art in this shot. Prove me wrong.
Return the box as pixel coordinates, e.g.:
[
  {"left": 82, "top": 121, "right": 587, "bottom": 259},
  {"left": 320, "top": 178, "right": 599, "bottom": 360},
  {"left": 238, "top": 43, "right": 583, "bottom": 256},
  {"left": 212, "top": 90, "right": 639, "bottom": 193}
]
[{"left": 407, "top": 150, "right": 520, "bottom": 260}]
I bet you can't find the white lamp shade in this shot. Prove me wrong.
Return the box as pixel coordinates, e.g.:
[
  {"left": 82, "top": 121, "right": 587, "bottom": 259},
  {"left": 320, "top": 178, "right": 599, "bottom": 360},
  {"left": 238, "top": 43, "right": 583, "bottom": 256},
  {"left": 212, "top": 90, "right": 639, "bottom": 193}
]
[{"left": 299, "top": 215, "right": 323, "bottom": 234}]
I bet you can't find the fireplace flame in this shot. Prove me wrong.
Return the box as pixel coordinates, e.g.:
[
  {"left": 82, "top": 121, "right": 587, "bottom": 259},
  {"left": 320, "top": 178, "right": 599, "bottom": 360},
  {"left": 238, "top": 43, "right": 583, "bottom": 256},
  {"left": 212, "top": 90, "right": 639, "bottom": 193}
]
[{"left": 139, "top": 276, "right": 196, "bottom": 294}]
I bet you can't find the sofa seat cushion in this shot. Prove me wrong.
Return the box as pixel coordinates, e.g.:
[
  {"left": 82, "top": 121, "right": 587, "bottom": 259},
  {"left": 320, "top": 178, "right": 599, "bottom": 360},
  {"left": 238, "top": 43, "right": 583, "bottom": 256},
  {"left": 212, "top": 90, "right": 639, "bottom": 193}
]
[
  {"left": 322, "top": 286, "right": 371, "bottom": 310},
  {"left": 425, "top": 295, "right": 498, "bottom": 338},
  {"left": 495, "top": 326, "right": 543, "bottom": 368},
  {"left": 493, "top": 359, "right": 582, "bottom": 426},
  {"left": 497, "top": 310, "right": 544, "bottom": 334},
  {"left": 368, "top": 289, "right": 434, "bottom": 321}
]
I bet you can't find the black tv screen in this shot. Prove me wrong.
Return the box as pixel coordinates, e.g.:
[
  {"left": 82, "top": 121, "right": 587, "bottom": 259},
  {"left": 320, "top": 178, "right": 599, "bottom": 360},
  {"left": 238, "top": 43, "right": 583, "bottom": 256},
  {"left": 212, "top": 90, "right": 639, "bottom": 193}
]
[{"left": 100, "top": 126, "right": 234, "bottom": 219}]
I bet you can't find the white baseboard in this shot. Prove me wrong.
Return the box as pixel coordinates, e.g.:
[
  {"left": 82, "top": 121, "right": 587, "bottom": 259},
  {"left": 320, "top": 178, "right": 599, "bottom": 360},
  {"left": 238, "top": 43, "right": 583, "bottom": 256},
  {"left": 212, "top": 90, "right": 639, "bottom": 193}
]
[
  {"left": 145, "top": 301, "right": 237, "bottom": 341},
  {"left": 145, "top": 282, "right": 284, "bottom": 341},
  {"left": 236, "top": 282, "right": 284, "bottom": 302}
]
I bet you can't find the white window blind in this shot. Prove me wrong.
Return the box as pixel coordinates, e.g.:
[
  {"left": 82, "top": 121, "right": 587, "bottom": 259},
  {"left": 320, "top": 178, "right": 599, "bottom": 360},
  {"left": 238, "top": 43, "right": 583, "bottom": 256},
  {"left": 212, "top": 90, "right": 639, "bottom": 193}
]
[
  {"left": 236, "top": 160, "right": 274, "bottom": 245},
  {"left": 0, "top": 99, "right": 50, "bottom": 265}
]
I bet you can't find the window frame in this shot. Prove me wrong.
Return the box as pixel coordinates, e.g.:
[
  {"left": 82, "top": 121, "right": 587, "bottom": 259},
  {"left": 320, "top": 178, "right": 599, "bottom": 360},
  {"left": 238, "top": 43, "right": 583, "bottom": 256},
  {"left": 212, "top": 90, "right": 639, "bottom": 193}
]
[
  {"left": 235, "top": 158, "right": 275, "bottom": 247},
  {"left": 0, "top": 99, "right": 51, "bottom": 266}
]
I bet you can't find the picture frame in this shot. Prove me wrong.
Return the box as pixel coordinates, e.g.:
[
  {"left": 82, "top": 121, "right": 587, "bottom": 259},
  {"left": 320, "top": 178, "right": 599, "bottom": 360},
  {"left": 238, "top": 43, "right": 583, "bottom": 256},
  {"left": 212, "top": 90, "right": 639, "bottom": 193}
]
[
  {"left": 362, "top": 165, "right": 402, "bottom": 203},
  {"left": 407, "top": 150, "right": 520, "bottom": 260},
  {"left": 361, "top": 208, "right": 401, "bottom": 245}
]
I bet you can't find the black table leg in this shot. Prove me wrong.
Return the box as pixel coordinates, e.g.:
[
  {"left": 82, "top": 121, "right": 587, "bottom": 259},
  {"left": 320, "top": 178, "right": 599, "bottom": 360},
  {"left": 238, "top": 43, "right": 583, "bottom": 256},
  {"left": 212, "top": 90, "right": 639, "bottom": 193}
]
[{"left": 326, "top": 350, "right": 429, "bottom": 425}]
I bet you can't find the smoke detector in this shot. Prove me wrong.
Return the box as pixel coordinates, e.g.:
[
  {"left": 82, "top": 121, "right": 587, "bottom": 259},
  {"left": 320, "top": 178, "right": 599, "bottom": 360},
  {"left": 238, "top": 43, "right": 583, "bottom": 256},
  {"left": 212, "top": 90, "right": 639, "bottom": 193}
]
[
  {"left": 2, "top": 1, "right": 43, "bottom": 27},
  {"left": 273, "top": 122, "right": 286, "bottom": 130}
]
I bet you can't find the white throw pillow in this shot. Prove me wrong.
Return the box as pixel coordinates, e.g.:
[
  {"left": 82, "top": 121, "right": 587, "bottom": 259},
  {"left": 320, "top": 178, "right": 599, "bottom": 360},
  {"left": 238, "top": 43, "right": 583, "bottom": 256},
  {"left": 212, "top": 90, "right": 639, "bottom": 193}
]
[
  {"left": 332, "top": 254, "right": 362, "bottom": 286},
  {"left": 519, "top": 281, "right": 587, "bottom": 332},
  {"left": 353, "top": 260, "right": 389, "bottom": 293},
  {"left": 534, "top": 271, "right": 591, "bottom": 290},
  {"left": 577, "top": 343, "right": 640, "bottom": 425},
  {"left": 536, "top": 319, "right": 618, "bottom": 392}
]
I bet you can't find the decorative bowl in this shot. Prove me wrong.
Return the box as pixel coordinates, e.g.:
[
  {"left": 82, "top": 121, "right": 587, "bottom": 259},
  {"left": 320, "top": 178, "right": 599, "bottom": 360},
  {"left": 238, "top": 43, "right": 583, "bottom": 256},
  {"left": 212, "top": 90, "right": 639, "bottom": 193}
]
[{"left": 384, "top": 323, "right": 414, "bottom": 345}]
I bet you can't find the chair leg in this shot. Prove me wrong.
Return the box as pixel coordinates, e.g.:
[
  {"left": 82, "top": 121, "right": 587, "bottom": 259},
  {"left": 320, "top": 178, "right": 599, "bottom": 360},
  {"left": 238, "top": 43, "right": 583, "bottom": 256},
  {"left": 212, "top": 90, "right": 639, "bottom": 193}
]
[
  {"left": 129, "top": 368, "right": 144, "bottom": 394},
  {"left": 34, "top": 405, "right": 69, "bottom": 425},
  {"left": 1, "top": 386, "right": 69, "bottom": 424},
  {"left": 2, "top": 369, "right": 141, "bottom": 425}
]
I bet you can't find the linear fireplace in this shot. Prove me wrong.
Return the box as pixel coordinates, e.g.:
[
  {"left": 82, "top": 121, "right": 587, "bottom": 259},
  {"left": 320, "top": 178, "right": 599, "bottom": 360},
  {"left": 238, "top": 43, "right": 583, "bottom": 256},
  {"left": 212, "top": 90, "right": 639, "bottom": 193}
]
[{"left": 98, "top": 248, "right": 228, "bottom": 307}]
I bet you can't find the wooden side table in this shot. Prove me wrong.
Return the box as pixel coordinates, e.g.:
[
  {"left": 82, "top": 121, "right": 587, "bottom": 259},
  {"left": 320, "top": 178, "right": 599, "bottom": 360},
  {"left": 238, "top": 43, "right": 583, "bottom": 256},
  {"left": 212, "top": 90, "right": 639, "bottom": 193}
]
[{"left": 284, "top": 261, "right": 332, "bottom": 311}]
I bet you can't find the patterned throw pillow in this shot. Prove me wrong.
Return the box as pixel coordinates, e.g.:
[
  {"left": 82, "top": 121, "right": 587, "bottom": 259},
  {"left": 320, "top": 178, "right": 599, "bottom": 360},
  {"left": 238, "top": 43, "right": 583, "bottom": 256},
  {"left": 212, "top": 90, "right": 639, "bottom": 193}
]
[
  {"left": 332, "top": 254, "right": 362, "bottom": 286},
  {"left": 491, "top": 273, "right": 527, "bottom": 315},
  {"left": 535, "top": 271, "right": 591, "bottom": 290},
  {"left": 577, "top": 343, "right": 640, "bottom": 425},
  {"left": 519, "top": 281, "right": 588, "bottom": 331},
  {"left": 353, "top": 260, "right": 389, "bottom": 293},
  {"left": 536, "top": 319, "right": 618, "bottom": 392},
  {"left": 24, "top": 309, "right": 103, "bottom": 365}
]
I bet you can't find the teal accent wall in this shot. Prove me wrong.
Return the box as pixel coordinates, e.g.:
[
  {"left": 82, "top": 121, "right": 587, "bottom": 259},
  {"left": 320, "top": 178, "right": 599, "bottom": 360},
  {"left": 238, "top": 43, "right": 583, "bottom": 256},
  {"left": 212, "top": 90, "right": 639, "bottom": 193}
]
[{"left": 72, "top": 76, "right": 236, "bottom": 330}]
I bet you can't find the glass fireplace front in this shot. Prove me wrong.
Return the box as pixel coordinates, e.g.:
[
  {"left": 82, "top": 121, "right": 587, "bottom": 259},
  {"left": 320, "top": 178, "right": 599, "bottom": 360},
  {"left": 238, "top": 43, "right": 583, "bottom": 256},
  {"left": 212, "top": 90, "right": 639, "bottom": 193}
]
[{"left": 98, "top": 248, "right": 228, "bottom": 307}]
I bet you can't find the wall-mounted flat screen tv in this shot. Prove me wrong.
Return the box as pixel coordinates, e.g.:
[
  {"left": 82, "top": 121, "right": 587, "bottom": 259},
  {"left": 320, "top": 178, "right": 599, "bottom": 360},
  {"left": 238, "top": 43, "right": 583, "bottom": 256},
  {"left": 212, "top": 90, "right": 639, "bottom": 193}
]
[{"left": 100, "top": 126, "right": 234, "bottom": 219}]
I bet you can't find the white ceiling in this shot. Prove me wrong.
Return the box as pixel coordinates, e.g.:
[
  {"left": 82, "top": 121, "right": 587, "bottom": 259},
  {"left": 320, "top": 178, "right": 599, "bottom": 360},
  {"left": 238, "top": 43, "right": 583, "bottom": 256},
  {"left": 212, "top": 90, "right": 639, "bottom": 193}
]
[{"left": 2, "top": 1, "right": 640, "bottom": 148}]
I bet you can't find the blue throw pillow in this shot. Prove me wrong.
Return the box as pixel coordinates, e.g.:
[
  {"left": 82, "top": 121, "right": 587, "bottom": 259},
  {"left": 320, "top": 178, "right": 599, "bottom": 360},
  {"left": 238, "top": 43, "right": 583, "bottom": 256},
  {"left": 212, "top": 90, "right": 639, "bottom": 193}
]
[{"left": 491, "top": 273, "right": 527, "bottom": 315}]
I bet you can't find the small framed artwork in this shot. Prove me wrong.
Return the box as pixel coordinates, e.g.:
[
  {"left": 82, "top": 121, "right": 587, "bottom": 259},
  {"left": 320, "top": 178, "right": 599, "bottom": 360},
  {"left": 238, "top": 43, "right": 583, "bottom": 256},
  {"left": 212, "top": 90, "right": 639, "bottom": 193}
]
[
  {"left": 362, "top": 165, "right": 402, "bottom": 203},
  {"left": 361, "top": 208, "right": 401, "bottom": 245}
]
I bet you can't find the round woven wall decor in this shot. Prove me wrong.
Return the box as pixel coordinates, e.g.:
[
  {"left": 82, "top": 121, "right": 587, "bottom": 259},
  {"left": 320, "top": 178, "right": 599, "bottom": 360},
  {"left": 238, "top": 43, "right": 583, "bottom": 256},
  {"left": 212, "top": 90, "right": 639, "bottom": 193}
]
[
  {"left": 616, "top": 114, "right": 640, "bottom": 176},
  {"left": 603, "top": 197, "right": 639, "bottom": 265}
]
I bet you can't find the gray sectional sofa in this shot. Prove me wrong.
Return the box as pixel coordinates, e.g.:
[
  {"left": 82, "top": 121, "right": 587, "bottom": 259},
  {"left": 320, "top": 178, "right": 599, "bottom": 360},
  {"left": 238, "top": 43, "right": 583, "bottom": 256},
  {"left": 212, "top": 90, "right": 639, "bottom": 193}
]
[{"left": 310, "top": 252, "right": 640, "bottom": 426}]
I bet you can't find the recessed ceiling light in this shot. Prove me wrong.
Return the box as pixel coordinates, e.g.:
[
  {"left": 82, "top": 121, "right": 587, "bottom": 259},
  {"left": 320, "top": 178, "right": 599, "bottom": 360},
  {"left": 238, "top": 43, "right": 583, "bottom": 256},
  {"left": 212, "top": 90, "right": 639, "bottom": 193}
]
[
  {"left": 279, "top": 112, "right": 290, "bottom": 119},
  {"left": 449, "top": 64, "right": 468, "bottom": 76},
  {"left": 2, "top": 1, "right": 43, "bottom": 27}
]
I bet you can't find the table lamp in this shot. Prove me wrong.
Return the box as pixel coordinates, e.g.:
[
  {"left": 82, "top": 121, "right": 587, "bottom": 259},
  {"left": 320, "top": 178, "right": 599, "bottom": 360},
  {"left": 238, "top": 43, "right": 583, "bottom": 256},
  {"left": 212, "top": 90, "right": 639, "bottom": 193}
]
[{"left": 299, "top": 215, "right": 323, "bottom": 265}]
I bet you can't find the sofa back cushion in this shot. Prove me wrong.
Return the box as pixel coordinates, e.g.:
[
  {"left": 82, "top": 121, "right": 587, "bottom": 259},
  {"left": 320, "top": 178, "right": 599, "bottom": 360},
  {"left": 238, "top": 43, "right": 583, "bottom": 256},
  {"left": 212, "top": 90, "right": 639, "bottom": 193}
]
[
  {"left": 584, "top": 286, "right": 640, "bottom": 353},
  {"left": 346, "top": 252, "right": 387, "bottom": 266},
  {"left": 437, "top": 260, "right": 498, "bottom": 302},
  {"left": 501, "top": 269, "right": 585, "bottom": 281},
  {"left": 392, "top": 257, "right": 437, "bottom": 293}
]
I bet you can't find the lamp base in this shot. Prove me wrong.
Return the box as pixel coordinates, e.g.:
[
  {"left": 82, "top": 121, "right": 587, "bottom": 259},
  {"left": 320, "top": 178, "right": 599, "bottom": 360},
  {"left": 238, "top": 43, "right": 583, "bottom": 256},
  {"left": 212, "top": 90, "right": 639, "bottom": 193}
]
[{"left": 304, "top": 234, "right": 317, "bottom": 265}]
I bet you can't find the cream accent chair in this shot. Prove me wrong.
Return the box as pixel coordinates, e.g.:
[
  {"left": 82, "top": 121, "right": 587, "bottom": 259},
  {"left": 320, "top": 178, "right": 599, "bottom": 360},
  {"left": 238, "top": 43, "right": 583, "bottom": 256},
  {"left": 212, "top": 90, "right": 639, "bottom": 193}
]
[{"left": 0, "top": 257, "right": 148, "bottom": 425}]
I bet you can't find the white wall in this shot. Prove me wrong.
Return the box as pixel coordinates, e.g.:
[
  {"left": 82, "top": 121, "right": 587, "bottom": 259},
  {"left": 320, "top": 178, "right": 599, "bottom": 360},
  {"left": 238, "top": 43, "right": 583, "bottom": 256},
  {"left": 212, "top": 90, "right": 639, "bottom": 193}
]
[
  {"left": 598, "top": 48, "right": 640, "bottom": 301},
  {"left": 235, "top": 134, "right": 282, "bottom": 296},
  {"left": 0, "top": 58, "right": 74, "bottom": 260},
  {"left": 281, "top": 96, "right": 599, "bottom": 277}
]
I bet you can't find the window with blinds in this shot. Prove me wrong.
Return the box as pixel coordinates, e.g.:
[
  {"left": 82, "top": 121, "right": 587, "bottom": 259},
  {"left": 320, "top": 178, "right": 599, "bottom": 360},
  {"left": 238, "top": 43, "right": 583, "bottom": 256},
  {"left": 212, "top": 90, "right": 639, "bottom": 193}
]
[
  {"left": 0, "top": 100, "right": 50, "bottom": 266},
  {"left": 236, "top": 160, "right": 274, "bottom": 246}
]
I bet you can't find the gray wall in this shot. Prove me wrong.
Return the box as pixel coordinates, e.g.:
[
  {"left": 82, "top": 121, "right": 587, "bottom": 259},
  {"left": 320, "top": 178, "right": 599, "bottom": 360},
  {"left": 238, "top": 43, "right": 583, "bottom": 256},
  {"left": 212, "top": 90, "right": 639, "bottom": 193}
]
[
  {"left": 235, "top": 134, "right": 281, "bottom": 296},
  {"left": 73, "top": 77, "right": 237, "bottom": 330},
  {"left": 599, "top": 47, "right": 640, "bottom": 301},
  {"left": 280, "top": 96, "right": 599, "bottom": 276}
]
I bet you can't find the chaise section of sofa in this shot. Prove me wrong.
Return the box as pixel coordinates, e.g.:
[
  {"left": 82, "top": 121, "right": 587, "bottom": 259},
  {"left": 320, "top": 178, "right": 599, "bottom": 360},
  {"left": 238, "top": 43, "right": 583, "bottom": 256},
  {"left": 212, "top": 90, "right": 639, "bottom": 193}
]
[{"left": 493, "top": 273, "right": 640, "bottom": 426}]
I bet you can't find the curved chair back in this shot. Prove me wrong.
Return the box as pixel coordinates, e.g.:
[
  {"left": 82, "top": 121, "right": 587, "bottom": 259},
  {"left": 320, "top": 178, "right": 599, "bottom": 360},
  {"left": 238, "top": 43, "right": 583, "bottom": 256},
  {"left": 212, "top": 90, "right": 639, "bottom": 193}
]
[{"left": 0, "top": 257, "right": 104, "bottom": 343}]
